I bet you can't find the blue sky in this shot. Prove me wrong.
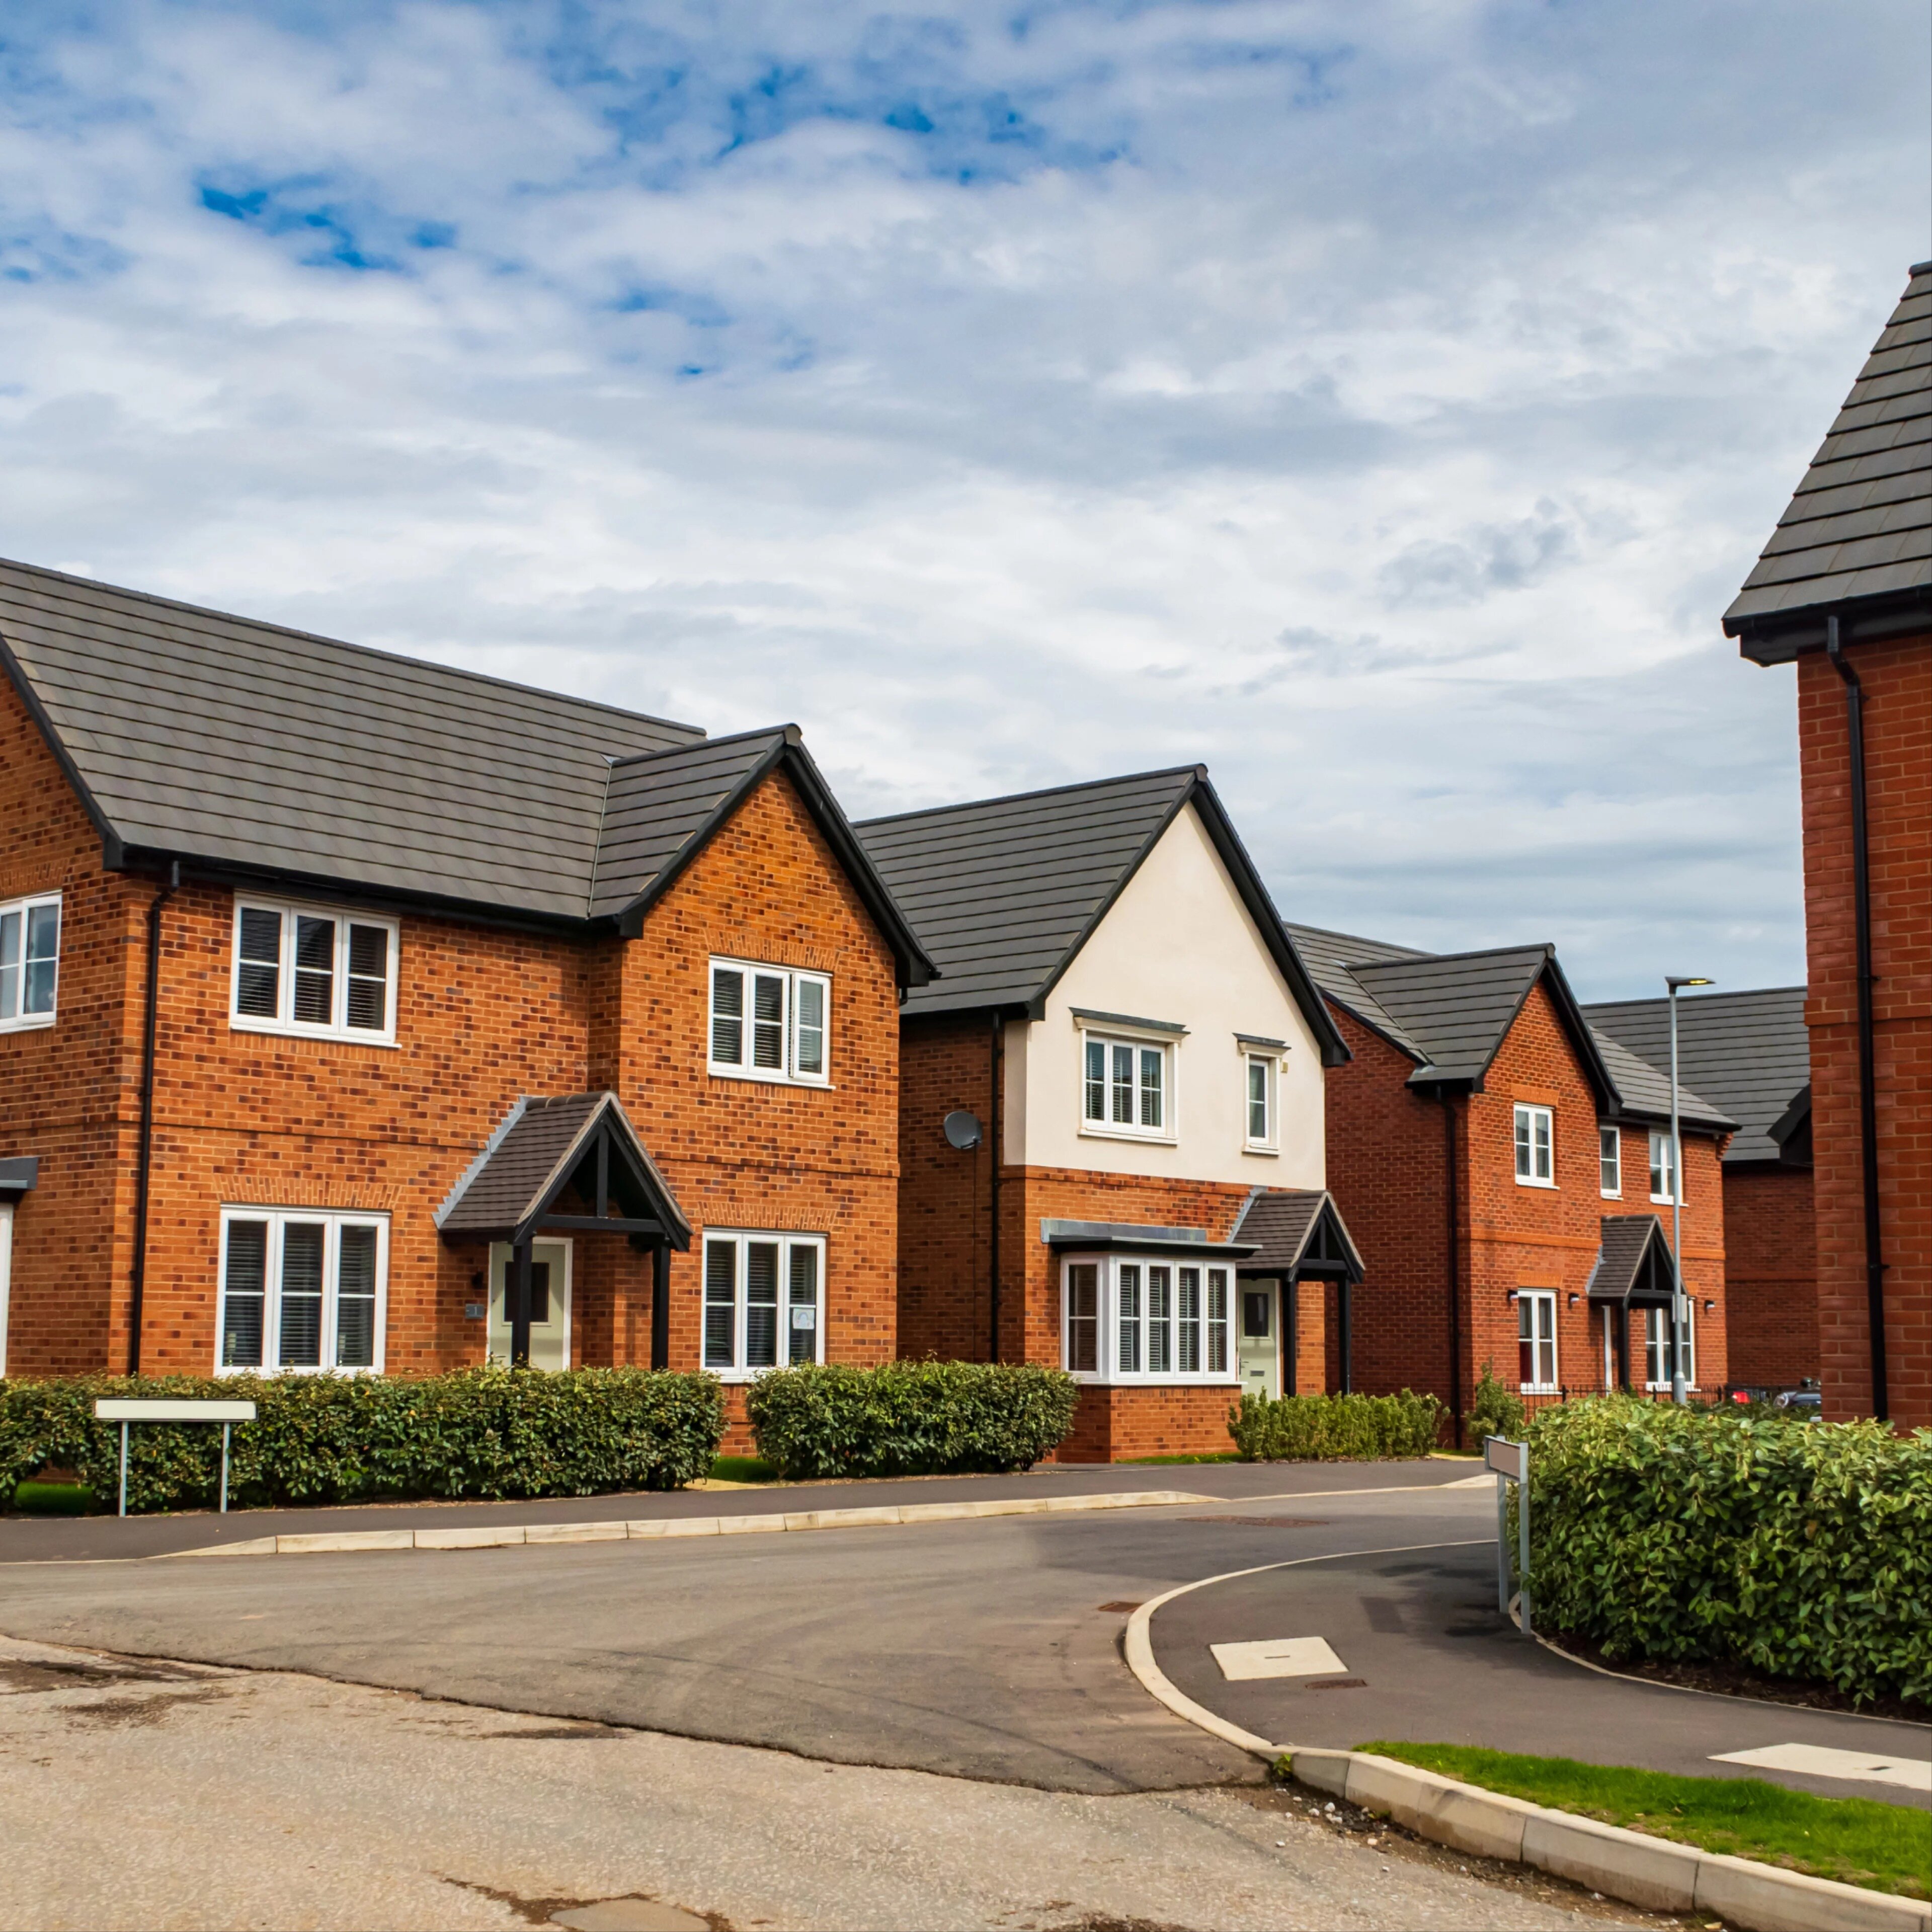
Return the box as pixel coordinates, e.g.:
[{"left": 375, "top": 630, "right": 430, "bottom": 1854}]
[{"left": 2, "top": 1, "right": 1927, "bottom": 996}]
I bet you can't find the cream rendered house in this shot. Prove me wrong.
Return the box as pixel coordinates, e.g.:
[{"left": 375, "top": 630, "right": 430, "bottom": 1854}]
[{"left": 861, "top": 767, "right": 1363, "bottom": 1459}]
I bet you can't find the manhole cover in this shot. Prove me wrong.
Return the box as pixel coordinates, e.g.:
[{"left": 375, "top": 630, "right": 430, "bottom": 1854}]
[{"left": 1189, "top": 1515, "right": 1331, "bottom": 1527}]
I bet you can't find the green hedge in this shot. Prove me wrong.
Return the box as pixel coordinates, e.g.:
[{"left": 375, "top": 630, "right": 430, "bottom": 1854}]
[
  {"left": 746, "top": 1361, "right": 1078, "bottom": 1479},
  {"left": 0, "top": 1369, "right": 726, "bottom": 1515},
  {"left": 1526, "top": 1398, "right": 1932, "bottom": 1706},
  {"left": 1228, "top": 1389, "right": 1445, "bottom": 1461}
]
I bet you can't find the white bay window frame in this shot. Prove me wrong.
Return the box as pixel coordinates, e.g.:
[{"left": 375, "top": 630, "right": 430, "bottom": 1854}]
[
  {"left": 216, "top": 1207, "right": 389, "bottom": 1375},
  {"left": 707, "top": 958, "right": 831, "bottom": 1087},
  {"left": 701, "top": 1229, "right": 826, "bottom": 1379},
  {"left": 1078, "top": 1025, "right": 1177, "bottom": 1144},
  {"left": 230, "top": 898, "right": 399, "bottom": 1045},
  {"left": 1060, "top": 1253, "right": 1235, "bottom": 1385}
]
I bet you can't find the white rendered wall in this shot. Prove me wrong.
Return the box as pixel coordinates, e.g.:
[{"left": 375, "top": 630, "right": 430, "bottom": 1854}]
[{"left": 1005, "top": 801, "right": 1326, "bottom": 1188}]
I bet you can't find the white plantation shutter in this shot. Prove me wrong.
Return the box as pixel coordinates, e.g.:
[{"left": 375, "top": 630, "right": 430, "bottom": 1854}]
[
  {"left": 292, "top": 916, "right": 336, "bottom": 1025},
  {"left": 346, "top": 925, "right": 389, "bottom": 1031},
  {"left": 704, "top": 1240, "right": 737, "bottom": 1367},
  {"left": 710, "top": 968, "right": 745, "bottom": 1066},
  {"left": 787, "top": 1243, "right": 819, "bottom": 1363},
  {"left": 236, "top": 907, "right": 282, "bottom": 1017},
  {"left": 792, "top": 975, "right": 827, "bottom": 1078},
  {"left": 751, "top": 974, "right": 786, "bottom": 1070},
  {"left": 221, "top": 1220, "right": 268, "bottom": 1368}
]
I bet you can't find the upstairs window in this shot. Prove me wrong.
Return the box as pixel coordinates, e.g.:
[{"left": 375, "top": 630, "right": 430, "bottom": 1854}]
[
  {"left": 1080, "top": 1032, "right": 1173, "bottom": 1141},
  {"left": 231, "top": 900, "right": 398, "bottom": 1043},
  {"left": 0, "top": 892, "right": 60, "bottom": 1030},
  {"left": 1245, "top": 1054, "right": 1276, "bottom": 1150},
  {"left": 708, "top": 960, "right": 830, "bottom": 1086},
  {"left": 1513, "top": 1104, "right": 1554, "bottom": 1187},
  {"left": 1599, "top": 1126, "right": 1622, "bottom": 1198},
  {"left": 1649, "top": 1130, "right": 1681, "bottom": 1204}
]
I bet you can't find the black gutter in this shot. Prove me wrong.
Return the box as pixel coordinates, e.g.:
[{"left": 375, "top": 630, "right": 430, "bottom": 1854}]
[
  {"left": 1826, "top": 613, "right": 1888, "bottom": 1421},
  {"left": 1443, "top": 1094, "right": 1463, "bottom": 1446},
  {"left": 127, "top": 860, "right": 180, "bottom": 1376},
  {"left": 988, "top": 1011, "right": 1002, "bottom": 1364}
]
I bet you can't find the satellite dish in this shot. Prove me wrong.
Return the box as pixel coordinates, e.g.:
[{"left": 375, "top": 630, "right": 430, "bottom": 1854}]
[{"left": 943, "top": 1109, "right": 984, "bottom": 1152}]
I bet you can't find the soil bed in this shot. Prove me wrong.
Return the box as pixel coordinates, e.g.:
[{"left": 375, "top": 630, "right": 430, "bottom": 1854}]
[{"left": 1544, "top": 1627, "right": 1930, "bottom": 1726}]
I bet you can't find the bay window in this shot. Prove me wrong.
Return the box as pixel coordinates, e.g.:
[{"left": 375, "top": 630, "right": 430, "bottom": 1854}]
[{"left": 1061, "top": 1254, "right": 1232, "bottom": 1383}]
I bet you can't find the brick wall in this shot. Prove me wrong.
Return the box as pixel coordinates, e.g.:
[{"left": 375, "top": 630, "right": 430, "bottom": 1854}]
[
  {"left": 1722, "top": 1164, "right": 1818, "bottom": 1388},
  {"left": 1796, "top": 633, "right": 1930, "bottom": 1427}
]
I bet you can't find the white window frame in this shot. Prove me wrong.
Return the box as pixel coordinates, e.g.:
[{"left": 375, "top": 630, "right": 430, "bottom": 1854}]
[
  {"left": 701, "top": 1229, "right": 826, "bottom": 1380},
  {"left": 706, "top": 958, "right": 832, "bottom": 1087},
  {"left": 0, "top": 890, "right": 61, "bottom": 1033},
  {"left": 229, "top": 898, "right": 400, "bottom": 1045},
  {"left": 1644, "top": 1302, "right": 1696, "bottom": 1391},
  {"left": 1078, "top": 1027, "right": 1177, "bottom": 1144},
  {"left": 1059, "top": 1253, "right": 1236, "bottom": 1385},
  {"left": 1649, "top": 1130, "right": 1681, "bottom": 1205},
  {"left": 1243, "top": 1051, "right": 1279, "bottom": 1154},
  {"left": 1516, "top": 1289, "right": 1558, "bottom": 1393},
  {"left": 215, "top": 1207, "right": 389, "bottom": 1376},
  {"left": 1513, "top": 1103, "right": 1555, "bottom": 1187},
  {"left": 1599, "top": 1125, "right": 1622, "bottom": 1198}
]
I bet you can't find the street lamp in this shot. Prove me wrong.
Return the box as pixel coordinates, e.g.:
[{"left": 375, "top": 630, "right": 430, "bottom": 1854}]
[{"left": 1665, "top": 975, "right": 1714, "bottom": 1404}]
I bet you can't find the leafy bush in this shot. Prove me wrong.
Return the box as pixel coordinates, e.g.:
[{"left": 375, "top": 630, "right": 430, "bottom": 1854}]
[
  {"left": 1228, "top": 1389, "right": 1445, "bottom": 1461},
  {"left": 1465, "top": 1360, "right": 1525, "bottom": 1445},
  {"left": 747, "top": 1361, "right": 1078, "bottom": 1479},
  {"left": 0, "top": 1368, "right": 725, "bottom": 1515},
  {"left": 1526, "top": 1397, "right": 1932, "bottom": 1706}
]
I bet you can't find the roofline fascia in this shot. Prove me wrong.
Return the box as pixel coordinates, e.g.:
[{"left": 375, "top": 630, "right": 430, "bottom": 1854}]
[
  {"left": 1319, "top": 983, "right": 1428, "bottom": 1067},
  {"left": 1728, "top": 586, "right": 1932, "bottom": 665},
  {"left": 0, "top": 622, "right": 124, "bottom": 867},
  {"left": 611, "top": 733, "right": 937, "bottom": 987}
]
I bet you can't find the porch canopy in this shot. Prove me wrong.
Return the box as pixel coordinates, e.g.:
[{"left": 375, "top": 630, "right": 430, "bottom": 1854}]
[
  {"left": 436, "top": 1093, "right": 691, "bottom": 1368},
  {"left": 1231, "top": 1189, "right": 1366, "bottom": 1394},
  {"left": 1584, "top": 1213, "right": 1676, "bottom": 1390}
]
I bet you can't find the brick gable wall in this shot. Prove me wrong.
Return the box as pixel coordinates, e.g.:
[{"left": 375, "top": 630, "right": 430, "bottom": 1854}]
[
  {"left": 1722, "top": 1164, "right": 1818, "bottom": 1388},
  {"left": 1796, "top": 634, "right": 1930, "bottom": 1427}
]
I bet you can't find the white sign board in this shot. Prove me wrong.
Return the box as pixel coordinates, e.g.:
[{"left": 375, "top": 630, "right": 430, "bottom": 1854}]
[
  {"left": 95, "top": 1399, "right": 257, "bottom": 1423},
  {"left": 1483, "top": 1435, "right": 1526, "bottom": 1481}
]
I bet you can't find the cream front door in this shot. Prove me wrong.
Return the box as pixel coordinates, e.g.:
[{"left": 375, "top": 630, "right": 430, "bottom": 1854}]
[
  {"left": 488, "top": 1240, "right": 572, "bottom": 1370},
  {"left": 1237, "top": 1281, "right": 1278, "bottom": 1400}
]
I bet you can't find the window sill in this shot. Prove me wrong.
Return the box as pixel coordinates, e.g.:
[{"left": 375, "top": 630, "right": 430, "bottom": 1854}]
[
  {"left": 229, "top": 1018, "right": 399, "bottom": 1049},
  {"left": 1649, "top": 1194, "right": 1679, "bottom": 1206},
  {"left": 708, "top": 1066, "right": 833, "bottom": 1090},
  {"left": 1067, "top": 1373, "right": 1242, "bottom": 1388},
  {"left": 707, "top": 1365, "right": 823, "bottom": 1384},
  {"left": 1513, "top": 1176, "right": 1557, "bottom": 1190},
  {"left": 214, "top": 1363, "right": 384, "bottom": 1378},
  {"left": 0, "top": 1013, "right": 56, "bottom": 1034},
  {"left": 1600, "top": 1190, "right": 1622, "bottom": 1200},
  {"left": 1078, "top": 1123, "right": 1177, "bottom": 1148},
  {"left": 1242, "top": 1143, "right": 1280, "bottom": 1158}
]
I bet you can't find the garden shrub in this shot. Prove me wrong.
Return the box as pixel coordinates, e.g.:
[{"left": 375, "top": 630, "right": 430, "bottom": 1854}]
[
  {"left": 1465, "top": 1360, "right": 1526, "bottom": 1445},
  {"left": 0, "top": 1367, "right": 725, "bottom": 1515},
  {"left": 746, "top": 1361, "right": 1078, "bottom": 1479},
  {"left": 1227, "top": 1389, "right": 1444, "bottom": 1461},
  {"left": 1526, "top": 1397, "right": 1932, "bottom": 1706}
]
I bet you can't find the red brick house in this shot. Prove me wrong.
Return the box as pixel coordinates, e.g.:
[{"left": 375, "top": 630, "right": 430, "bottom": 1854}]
[
  {"left": 1725, "top": 260, "right": 1931, "bottom": 1430},
  {"left": 1286, "top": 925, "right": 1734, "bottom": 1432},
  {"left": 1586, "top": 988, "right": 1813, "bottom": 1393},
  {"left": 0, "top": 559, "right": 934, "bottom": 1447},
  {"left": 857, "top": 768, "right": 1362, "bottom": 1460}
]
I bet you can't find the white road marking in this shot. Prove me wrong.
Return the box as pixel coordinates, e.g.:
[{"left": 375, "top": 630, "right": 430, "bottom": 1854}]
[
  {"left": 1710, "top": 1742, "right": 1931, "bottom": 1793},
  {"left": 1210, "top": 1635, "right": 1349, "bottom": 1682}
]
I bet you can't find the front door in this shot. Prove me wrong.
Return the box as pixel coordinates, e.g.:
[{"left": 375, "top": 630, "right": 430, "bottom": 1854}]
[
  {"left": 1237, "top": 1281, "right": 1278, "bottom": 1400},
  {"left": 488, "top": 1240, "right": 572, "bottom": 1370}
]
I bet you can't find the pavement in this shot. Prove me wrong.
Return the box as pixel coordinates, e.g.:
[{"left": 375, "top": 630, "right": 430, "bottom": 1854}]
[
  {"left": 1147, "top": 1538, "right": 1932, "bottom": 1808},
  {"left": 0, "top": 1630, "right": 1680, "bottom": 1932},
  {"left": 0, "top": 1456, "right": 1478, "bottom": 1562}
]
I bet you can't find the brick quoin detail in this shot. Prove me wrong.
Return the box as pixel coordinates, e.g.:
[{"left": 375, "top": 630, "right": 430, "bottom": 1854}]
[
  {"left": 1795, "top": 634, "right": 1930, "bottom": 1428},
  {"left": 0, "top": 683, "right": 902, "bottom": 1428},
  {"left": 1322, "top": 980, "right": 1728, "bottom": 1429}
]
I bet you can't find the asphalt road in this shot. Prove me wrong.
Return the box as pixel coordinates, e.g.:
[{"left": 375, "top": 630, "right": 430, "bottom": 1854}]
[{"left": 1151, "top": 1540, "right": 1932, "bottom": 1807}]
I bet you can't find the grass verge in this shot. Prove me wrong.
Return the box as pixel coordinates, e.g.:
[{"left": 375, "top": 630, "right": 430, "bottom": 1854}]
[
  {"left": 707, "top": 1456, "right": 780, "bottom": 1484},
  {"left": 1118, "top": 1452, "right": 1243, "bottom": 1466},
  {"left": 12, "top": 1481, "right": 95, "bottom": 1514},
  {"left": 1354, "top": 1740, "right": 1930, "bottom": 1901}
]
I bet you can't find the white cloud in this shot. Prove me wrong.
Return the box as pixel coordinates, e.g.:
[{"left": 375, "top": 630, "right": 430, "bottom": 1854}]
[{"left": 0, "top": 0, "right": 1924, "bottom": 995}]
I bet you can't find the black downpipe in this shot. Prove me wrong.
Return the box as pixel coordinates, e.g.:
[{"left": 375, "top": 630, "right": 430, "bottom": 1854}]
[
  {"left": 1443, "top": 1094, "right": 1463, "bottom": 1447},
  {"left": 988, "top": 1012, "right": 1003, "bottom": 1364},
  {"left": 1826, "top": 613, "right": 1888, "bottom": 1421},
  {"left": 126, "top": 860, "right": 180, "bottom": 1376}
]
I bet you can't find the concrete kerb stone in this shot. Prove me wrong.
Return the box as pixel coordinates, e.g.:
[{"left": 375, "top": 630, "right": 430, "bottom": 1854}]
[
  {"left": 1123, "top": 1560, "right": 1932, "bottom": 1932},
  {"left": 159, "top": 1489, "right": 1213, "bottom": 1560}
]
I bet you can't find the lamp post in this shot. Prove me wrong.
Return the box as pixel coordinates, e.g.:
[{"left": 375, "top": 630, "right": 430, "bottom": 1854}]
[{"left": 1665, "top": 975, "right": 1713, "bottom": 1404}]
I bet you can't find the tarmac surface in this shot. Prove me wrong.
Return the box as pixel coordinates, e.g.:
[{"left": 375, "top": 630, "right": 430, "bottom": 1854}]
[{"left": 1147, "top": 1539, "right": 1932, "bottom": 1807}]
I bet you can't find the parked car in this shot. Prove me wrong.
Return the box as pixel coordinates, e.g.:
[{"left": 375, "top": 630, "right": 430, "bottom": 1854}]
[{"left": 1774, "top": 1389, "right": 1823, "bottom": 1420}]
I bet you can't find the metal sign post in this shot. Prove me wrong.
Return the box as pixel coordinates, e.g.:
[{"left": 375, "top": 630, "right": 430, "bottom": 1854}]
[
  {"left": 1483, "top": 1434, "right": 1531, "bottom": 1638},
  {"left": 95, "top": 1399, "right": 257, "bottom": 1516}
]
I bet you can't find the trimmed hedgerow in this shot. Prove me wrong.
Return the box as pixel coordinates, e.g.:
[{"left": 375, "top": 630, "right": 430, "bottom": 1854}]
[
  {"left": 1228, "top": 1389, "right": 1445, "bottom": 1461},
  {"left": 746, "top": 1361, "right": 1078, "bottom": 1479},
  {"left": 0, "top": 1368, "right": 726, "bottom": 1515},
  {"left": 1526, "top": 1397, "right": 1932, "bottom": 1706}
]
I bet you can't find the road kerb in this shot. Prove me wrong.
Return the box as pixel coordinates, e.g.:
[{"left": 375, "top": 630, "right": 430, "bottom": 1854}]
[
  {"left": 1122, "top": 1553, "right": 1932, "bottom": 1932},
  {"left": 159, "top": 1488, "right": 1215, "bottom": 1560}
]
